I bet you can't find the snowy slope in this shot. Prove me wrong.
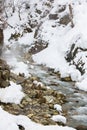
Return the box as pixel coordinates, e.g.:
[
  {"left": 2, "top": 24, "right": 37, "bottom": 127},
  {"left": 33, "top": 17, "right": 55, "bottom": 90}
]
[
  {"left": 32, "top": 0, "right": 87, "bottom": 91},
  {"left": 3, "top": 0, "right": 87, "bottom": 92}
]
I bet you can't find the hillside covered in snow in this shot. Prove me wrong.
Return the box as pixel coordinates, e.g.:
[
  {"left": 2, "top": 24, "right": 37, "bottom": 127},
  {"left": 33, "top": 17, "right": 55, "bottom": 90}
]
[{"left": 2, "top": 0, "right": 87, "bottom": 91}]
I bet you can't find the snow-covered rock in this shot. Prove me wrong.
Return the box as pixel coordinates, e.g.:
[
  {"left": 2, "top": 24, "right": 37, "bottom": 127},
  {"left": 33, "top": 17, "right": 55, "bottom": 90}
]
[{"left": 51, "top": 115, "right": 66, "bottom": 124}]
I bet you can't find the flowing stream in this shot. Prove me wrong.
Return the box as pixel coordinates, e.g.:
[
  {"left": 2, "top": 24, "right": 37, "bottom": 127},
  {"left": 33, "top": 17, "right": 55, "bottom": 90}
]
[
  {"left": 27, "top": 62, "right": 87, "bottom": 128},
  {"left": 2, "top": 44, "right": 87, "bottom": 128}
]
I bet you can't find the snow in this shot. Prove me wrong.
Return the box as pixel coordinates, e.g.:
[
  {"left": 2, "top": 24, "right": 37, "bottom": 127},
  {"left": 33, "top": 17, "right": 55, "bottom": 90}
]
[
  {"left": 33, "top": 80, "right": 43, "bottom": 87},
  {"left": 0, "top": 81, "right": 25, "bottom": 104},
  {"left": 54, "top": 104, "right": 62, "bottom": 113},
  {"left": 18, "top": 32, "right": 34, "bottom": 45},
  {"left": 0, "top": 106, "right": 76, "bottom": 130},
  {"left": 32, "top": 0, "right": 87, "bottom": 89},
  {"left": 7, "top": 12, "right": 20, "bottom": 27},
  {"left": 7, "top": 57, "right": 29, "bottom": 76},
  {"left": 1, "top": 0, "right": 87, "bottom": 129},
  {"left": 2, "top": 50, "right": 30, "bottom": 76},
  {"left": 51, "top": 115, "right": 66, "bottom": 124},
  {"left": 10, "top": 61, "right": 29, "bottom": 76},
  {"left": 76, "top": 77, "right": 87, "bottom": 91}
]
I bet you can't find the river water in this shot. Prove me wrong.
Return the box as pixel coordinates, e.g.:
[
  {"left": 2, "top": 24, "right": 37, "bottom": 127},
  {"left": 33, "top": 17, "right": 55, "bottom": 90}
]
[
  {"left": 2, "top": 44, "right": 87, "bottom": 128},
  {"left": 27, "top": 62, "right": 87, "bottom": 128}
]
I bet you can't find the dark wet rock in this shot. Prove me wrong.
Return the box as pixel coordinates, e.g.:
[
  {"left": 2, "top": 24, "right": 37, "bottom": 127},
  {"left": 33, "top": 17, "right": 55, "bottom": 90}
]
[
  {"left": 38, "top": 97, "right": 46, "bottom": 104},
  {"left": 49, "top": 0, "right": 54, "bottom": 2},
  {"left": 65, "top": 43, "right": 86, "bottom": 75},
  {"left": 9, "top": 32, "right": 21, "bottom": 41},
  {"left": 19, "top": 73, "right": 25, "bottom": 77},
  {"left": 36, "top": 9, "right": 42, "bottom": 14},
  {"left": 29, "top": 20, "right": 38, "bottom": 28},
  {"left": 1, "top": 80, "right": 10, "bottom": 88},
  {"left": 34, "top": 22, "right": 43, "bottom": 38},
  {"left": 0, "top": 59, "right": 9, "bottom": 70},
  {"left": 10, "top": 72, "right": 25, "bottom": 84},
  {"left": 61, "top": 77, "right": 72, "bottom": 82},
  {"left": 18, "top": 125, "right": 25, "bottom": 130},
  {"left": 65, "top": 44, "right": 76, "bottom": 62},
  {"left": 3, "top": 103, "right": 21, "bottom": 115},
  {"left": 49, "top": 14, "right": 58, "bottom": 20},
  {"left": 59, "top": 14, "right": 70, "bottom": 25},
  {"left": 0, "top": 59, "right": 10, "bottom": 88},
  {"left": 2, "top": 70, "right": 10, "bottom": 80},
  {"left": 58, "top": 5, "right": 66, "bottom": 13},
  {"left": 28, "top": 40, "right": 48, "bottom": 54},
  {"left": 21, "top": 98, "right": 29, "bottom": 106},
  {"left": 76, "top": 125, "right": 87, "bottom": 130},
  {"left": 47, "top": 68, "right": 55, "bottom": 72},
  {"left": 29, "top": 75, "right": 39, "bottom": 82},
  {"left": 23, "top": 27, "right": 32, "bottom": 33}
]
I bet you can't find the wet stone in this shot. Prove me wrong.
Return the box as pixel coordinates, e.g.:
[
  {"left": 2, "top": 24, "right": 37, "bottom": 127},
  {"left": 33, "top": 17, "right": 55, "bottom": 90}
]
[
  {"left": 1, "top": 80, "right": 10, "bottom": 87},
  {"left": 24, "top": 95, "right": 32, "bottom": 102},
  {"left": 43, "top": 96, "right": 55, "bottom": 103},
  {"left": 38, "top": 97, "right": 46, "bottom": 104},
  {"left": 21, "top": 99, "right": 29, "bottom": 106},
  {"left": 58, "top": 5, "right": 66, "bottom": 13},
  {"left": 2, "top": 70, "right": 10, "bottom": 80},
  {"left": 61, "top": 76, "right": 72, "bottom": 82},
  {"left": 10, "top": 72, "right": 25, "bottom": 84},
  {"left": 49, "top": 14, "right": 58, "bottom": 20},
  {"left": 0, "top": 66, "right": 67, "bottom": 126},
  {"left": 18, "top": 125, "right": 25, "bottom": 130},
  {"left": 0, "top": 59, "right": 10, "bottom": 88},
  {"left": 28, "top": 40, "right": 48, "bottom": 54},
  {"left": 59, "top": 14, "right": 71, "bottom": 25},
  {"left": 3, "top": 104, "right": 21, "bottom": 115},
  {"left": 76, "top": 125, "right": 87, "bottom": 130}
]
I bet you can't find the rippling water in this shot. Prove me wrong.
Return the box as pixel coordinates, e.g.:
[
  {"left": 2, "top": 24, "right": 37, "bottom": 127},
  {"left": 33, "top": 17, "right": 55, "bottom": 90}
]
[{"left": 2, "top": 44, "right": 87, "bottom": 128}]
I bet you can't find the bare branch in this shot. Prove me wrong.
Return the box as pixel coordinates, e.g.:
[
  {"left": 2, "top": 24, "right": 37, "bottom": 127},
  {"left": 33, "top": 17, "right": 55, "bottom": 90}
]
[{"left": 69, "top": 4, "right": 74, "bottom": 28}]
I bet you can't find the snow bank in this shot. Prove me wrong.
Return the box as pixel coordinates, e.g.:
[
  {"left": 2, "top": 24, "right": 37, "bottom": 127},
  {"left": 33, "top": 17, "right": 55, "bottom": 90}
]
[
  {"left": 0, "top": 81, "right": 25, "bottom": 104},
  {"left": 0, "top": 106, "right": 76, "bottom": 130},
  {"left": 51, "top": 115, "right": 66, "bottom": 124},
  {"left": 54, "top": 104, "right": 62, "bottom": 112},
  {"left": 76, "top": 77, "right": 87, "bottom": 91},
  {"left": 3, "top": 54, "right": 29, "bottom": 76}
]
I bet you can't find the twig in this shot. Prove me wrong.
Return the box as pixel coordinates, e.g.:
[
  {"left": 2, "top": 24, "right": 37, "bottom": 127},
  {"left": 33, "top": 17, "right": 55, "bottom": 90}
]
[{"left": 69, "top": 4, "right": 74, "bottom": 28}]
